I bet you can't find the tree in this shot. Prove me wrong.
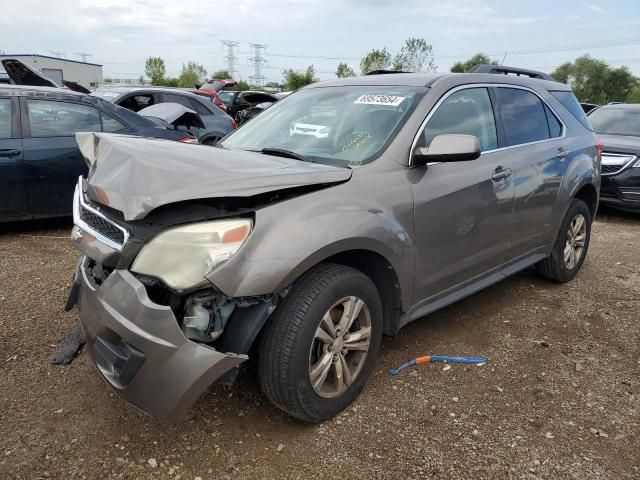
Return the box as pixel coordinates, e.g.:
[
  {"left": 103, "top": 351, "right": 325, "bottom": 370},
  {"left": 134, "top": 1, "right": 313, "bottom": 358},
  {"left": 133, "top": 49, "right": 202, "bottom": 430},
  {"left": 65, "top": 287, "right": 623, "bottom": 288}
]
[
  {"left": 628, "top": 85, "right": 640, "bottom": 103},
  {"left": 178, "top": 61, "right": 207, "bottom": 88},
  {"left": 393, "top": 38, "right": 436, "bottom": 72},
  {"left": 144, "top": 57, "right": 166, "bottom": 85},
  {"left": 157, "top": 77, "right": 179, "bottom": 87},
  {"left": 283, "top": 65, "right": 318, "bottom": 90},
  {"left": 212, "top": 69, "right": 231, "bottom": 79},
  {"left": 450, "top": 53, "right": 497, "bottom": 73},
  {"left": 552, "top": 55, "right": 638, "bottom": 104},
  {"left": 336, "top": 62, "right": 356, "bottom": 78},
  {"left": 232, "top": 80, "right": 251, "bottom": 91},
  {"left": 360, "top": 48, "right": 392, "bottom": 75}
]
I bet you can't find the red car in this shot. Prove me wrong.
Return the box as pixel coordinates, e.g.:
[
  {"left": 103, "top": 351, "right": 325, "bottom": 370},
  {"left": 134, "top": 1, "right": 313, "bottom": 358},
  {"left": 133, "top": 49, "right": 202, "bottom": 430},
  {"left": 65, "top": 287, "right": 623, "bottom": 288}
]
[{"left": 185, "top": 88, "right": 228, "bottom": 113}]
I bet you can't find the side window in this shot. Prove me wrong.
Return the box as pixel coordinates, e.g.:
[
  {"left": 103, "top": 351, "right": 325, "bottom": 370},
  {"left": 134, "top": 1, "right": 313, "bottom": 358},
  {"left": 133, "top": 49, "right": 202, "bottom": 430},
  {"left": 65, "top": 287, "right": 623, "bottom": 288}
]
[
  {"left": 422, "top": 88, "right": 497, "bottom": 152},
  {"left": 545, "top": 104, "right": 563, "bottom": 138},
  {"left": 188, "top": 98, "right": 212, "bottom": 116},
  {"left": 27, "top": 99, "right": 101, "bottom": 137},
  {"left": 119, "top": 94, "right": 154, "bottom": 112},
  {"left": 0, "top": 98, "right": 12, "bottom": 139},
  {"left": 496, "top": 88, "right": 549, "bottom": 146},
  {"left": 162, "top": 93, "right": 194, "bottom": 109},
  {"left": 101, "top": 113, "right": 126, "bottom": 133}
]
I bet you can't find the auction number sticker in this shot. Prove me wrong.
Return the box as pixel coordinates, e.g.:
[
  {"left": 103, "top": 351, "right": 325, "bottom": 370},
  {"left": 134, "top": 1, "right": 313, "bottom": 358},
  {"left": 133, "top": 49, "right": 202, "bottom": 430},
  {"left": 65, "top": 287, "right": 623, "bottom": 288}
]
[{"left": 354, "top": 94, "right": 405, "bottom": 106}]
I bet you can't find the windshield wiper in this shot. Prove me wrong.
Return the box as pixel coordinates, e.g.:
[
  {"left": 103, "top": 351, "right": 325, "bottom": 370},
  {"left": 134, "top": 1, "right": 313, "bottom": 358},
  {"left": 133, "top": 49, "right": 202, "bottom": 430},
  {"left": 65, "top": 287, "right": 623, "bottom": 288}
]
[{"left": 259, "top": 148, "right": 315, "bottom": 163}]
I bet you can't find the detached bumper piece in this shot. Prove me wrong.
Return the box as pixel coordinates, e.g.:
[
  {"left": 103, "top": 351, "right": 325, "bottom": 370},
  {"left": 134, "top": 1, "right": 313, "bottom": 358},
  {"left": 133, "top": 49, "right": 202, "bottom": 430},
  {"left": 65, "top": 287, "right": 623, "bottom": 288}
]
[{"left": 77, "top": 258, "right": 247, "bottom": 422}]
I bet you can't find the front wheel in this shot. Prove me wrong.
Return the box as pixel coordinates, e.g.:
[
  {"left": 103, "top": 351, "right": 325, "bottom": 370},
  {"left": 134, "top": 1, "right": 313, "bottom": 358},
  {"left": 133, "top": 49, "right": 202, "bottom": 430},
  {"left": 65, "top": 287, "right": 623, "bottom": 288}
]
[
  {"left": 536, "top": 198, "right": 592, "bottom": 282},
  {"left": 258, "top": 264, "right": 382, "bottom": 422}
]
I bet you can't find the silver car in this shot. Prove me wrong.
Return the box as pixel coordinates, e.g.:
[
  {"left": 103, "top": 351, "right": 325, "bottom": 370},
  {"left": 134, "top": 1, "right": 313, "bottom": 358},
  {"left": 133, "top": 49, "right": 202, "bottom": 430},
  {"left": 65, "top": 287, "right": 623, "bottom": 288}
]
[{"left": 68, "top": 67, "right": 600, "bottom": 423}]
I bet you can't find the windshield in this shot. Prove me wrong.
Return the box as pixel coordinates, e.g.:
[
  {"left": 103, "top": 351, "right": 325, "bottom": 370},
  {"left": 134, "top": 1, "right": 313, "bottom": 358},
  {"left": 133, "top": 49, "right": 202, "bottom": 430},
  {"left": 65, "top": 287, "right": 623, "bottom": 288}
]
[
  {"left": 588, "top": 107, "right": 640, "bottom": 137},
  {"left": 220, "top": 86, "right": 424, "bottom": 166}
]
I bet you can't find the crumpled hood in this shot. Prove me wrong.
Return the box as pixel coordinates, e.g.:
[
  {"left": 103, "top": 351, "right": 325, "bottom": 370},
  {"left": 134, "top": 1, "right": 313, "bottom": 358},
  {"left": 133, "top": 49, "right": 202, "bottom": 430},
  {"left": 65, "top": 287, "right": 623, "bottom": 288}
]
[{"left": 76, "top": 132, "right": 351, "bottom": 221}]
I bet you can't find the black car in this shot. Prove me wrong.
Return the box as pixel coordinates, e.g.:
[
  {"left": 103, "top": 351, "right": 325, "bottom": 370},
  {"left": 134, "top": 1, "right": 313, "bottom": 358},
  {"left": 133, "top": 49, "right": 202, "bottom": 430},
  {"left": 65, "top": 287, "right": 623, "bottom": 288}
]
[
  {"left": 217, "top": 90, "right": 279, "bottom": 119},
  {"left": 0, "top": 85, "right": 196, "bottom": 222},
  {"left": 588, "top": 104, "right": 640, "bottom": 213},
  {"left": 92, "top": 86, "right": 236, "bottom": 145}
]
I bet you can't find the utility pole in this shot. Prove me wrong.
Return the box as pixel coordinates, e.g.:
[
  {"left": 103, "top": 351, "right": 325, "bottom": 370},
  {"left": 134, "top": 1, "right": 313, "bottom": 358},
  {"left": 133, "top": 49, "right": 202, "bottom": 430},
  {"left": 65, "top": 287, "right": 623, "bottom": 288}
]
[
  {"left": 76, "top": 52, "right": 92, "bottom": 63},
  {"left": 221, "top": 40, "right": 240, "bottom": 79},
  {"left": 248, "top": 43, "right": 267, "bottom": 87}
]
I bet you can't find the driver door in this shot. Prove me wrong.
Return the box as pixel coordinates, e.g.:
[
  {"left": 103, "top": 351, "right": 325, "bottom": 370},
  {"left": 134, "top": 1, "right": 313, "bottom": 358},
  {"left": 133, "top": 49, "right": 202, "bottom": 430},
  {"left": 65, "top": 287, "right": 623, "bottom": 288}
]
[{"left": 411, "top": 86, "right": 515, "bottom": 306}]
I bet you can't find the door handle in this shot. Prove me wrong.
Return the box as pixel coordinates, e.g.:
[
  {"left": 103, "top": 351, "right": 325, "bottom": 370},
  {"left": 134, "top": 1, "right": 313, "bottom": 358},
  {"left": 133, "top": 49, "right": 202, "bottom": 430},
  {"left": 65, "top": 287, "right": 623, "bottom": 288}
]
[
  {"left": 492, "top": 166, "right": 512, "bottom": 181},
  {"left": 556, "top": 147, "right": 569, "bottom": 159},
  {"left": 0, "top": 149, "right": 21, "bottom": 158}
]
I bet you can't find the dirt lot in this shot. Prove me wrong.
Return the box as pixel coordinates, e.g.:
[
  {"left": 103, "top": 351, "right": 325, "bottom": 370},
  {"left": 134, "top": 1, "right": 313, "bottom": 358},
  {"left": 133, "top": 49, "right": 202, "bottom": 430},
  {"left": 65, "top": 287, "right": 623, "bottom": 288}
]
[{"left": 0, "top": 209, "right": 639, "bottom": 480}]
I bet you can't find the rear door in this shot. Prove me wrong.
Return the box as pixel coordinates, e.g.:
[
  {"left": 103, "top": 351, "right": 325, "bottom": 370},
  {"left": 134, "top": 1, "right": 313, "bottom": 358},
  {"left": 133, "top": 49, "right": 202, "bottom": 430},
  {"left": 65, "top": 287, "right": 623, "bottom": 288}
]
[
  {"left": 21, "top": 98, "right": 100, "bottom": 216},
  {"left": 411, "top": 86, "right": 515, "bottom": 305},
  {"left": 0, "top": 96, "right": 27, "bottom": 219},
  {"left": 493, "top": 86, "right": 566, "bottom": 270}
]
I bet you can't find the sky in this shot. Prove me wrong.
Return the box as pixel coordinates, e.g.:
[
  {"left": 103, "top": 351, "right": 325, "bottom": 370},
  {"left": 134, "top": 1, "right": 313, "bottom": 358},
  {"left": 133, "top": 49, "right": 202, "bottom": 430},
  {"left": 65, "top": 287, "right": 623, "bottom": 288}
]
[{"left": 2, "top": 0, "right": 640, "bottom": 83}]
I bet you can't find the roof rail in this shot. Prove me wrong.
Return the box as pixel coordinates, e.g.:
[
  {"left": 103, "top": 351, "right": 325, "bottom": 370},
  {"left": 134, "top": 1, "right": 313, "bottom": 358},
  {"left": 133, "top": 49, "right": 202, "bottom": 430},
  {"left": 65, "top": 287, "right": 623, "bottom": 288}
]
[
  {"left": 365, "top": 70, "right": 410, "bottom": 75},
  {"left": 468, "top": 64, "right": 554, "bottom": 81}
]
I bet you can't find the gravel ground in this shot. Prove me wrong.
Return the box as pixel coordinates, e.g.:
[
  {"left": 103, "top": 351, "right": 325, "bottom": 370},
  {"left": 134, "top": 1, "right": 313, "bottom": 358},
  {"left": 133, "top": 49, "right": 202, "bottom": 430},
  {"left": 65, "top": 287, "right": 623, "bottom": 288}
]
[{"left": 0, "top": 209, "right": 639, "bottom": 480}]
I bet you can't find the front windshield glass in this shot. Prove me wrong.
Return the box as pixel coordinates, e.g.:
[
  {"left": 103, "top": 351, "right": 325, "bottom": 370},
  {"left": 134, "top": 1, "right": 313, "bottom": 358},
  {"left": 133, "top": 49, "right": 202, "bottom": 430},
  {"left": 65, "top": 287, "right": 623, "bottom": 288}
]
[
  {"left": 588, "top": 108, "right": 640, "bottom": 137},
  {"left": 220, "top": 86, "right": 425, "bottom": 166}
]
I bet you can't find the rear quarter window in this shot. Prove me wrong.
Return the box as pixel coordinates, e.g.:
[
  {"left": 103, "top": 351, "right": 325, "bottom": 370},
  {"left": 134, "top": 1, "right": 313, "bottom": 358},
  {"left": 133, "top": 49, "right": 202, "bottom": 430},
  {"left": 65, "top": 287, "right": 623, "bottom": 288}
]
[{"left": 550, "top": 91, "right": 593, "bottom": 131}]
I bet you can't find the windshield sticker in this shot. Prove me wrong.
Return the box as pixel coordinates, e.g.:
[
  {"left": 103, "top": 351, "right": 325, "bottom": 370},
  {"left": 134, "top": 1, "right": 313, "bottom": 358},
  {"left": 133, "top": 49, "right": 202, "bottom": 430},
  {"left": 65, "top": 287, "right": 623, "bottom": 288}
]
[{"left": 354, "top": 95, "right": 405, "bottom": 106}]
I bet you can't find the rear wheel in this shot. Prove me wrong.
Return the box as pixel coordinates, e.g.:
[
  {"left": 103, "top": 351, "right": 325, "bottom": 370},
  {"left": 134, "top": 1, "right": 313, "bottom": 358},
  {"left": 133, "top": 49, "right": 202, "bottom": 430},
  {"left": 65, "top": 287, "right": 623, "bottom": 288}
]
[
  {"left": 536, "top": 198, "right": 592, "bottom": 282},
  {"left": 258, "top": 264, "right": 382, "bottom": 422}
]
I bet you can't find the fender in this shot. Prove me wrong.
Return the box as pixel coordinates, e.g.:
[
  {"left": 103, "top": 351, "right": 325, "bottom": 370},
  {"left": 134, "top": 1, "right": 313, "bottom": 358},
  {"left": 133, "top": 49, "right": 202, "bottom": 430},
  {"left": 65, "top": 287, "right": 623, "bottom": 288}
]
[{"left": 206, "top": 169, "right": 415, "bottom": 309}]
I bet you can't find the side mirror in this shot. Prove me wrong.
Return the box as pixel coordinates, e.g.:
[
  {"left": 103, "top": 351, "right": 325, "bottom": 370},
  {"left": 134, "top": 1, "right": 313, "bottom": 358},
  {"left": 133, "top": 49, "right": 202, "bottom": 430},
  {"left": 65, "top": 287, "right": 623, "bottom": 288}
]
[{"left": 413, "top": 134, "right": 481, "bottom": 165}]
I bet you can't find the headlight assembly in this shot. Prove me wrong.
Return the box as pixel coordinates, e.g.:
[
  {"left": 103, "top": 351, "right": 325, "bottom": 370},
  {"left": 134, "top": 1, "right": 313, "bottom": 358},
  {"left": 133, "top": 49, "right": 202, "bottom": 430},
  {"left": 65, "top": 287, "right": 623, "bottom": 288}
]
[{"left": 131, "top": 219, "right": 252, "bottom": 290}]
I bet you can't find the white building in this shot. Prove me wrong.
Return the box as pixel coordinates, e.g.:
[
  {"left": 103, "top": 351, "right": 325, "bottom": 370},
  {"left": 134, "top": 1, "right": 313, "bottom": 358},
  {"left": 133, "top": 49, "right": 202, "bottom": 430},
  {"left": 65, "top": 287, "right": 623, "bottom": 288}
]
[{"left": 0, "top": 54, "right": 103, "bottom": 89}]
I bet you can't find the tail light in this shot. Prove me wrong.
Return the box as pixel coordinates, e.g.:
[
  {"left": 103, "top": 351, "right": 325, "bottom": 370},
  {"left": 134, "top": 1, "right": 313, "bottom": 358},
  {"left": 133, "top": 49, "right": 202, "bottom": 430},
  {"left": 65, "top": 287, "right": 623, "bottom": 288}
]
[
  {"left": 231, "top": 119, "right": 238, "bottom": 129},
  {"left": 596, "top": 142, "right": 603, "bottom": 162},
  {"left": 178, "top": 137, "right": 199, "bottom": 144}
]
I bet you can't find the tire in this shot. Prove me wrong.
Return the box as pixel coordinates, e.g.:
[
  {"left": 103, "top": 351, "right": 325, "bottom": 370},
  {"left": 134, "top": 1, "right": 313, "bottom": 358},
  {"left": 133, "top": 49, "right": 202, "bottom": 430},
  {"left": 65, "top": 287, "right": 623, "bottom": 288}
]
[
  {"left": 536, "top": 198, "right": 592, "bottom": 283},
  {"left": 258, "top": 263, "right": 383, "bottom": 423}
]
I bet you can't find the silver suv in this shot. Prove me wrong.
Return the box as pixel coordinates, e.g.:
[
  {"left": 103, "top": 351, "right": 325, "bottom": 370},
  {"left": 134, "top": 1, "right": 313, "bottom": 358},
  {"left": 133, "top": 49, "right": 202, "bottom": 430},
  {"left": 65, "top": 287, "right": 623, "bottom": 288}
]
[{"left": 68, "top": 66, "right": 600, "bottom": 423}]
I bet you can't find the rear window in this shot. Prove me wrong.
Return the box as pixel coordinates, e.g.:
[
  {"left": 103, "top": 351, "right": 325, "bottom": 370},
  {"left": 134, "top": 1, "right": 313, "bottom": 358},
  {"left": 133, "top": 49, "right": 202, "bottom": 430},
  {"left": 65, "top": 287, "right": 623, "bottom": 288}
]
[
  {"left": 496, "top": 88, "right": 549, "bottom": 146},
  {"left": 550, "top": 91, "right": 593, "bottom": 131}
]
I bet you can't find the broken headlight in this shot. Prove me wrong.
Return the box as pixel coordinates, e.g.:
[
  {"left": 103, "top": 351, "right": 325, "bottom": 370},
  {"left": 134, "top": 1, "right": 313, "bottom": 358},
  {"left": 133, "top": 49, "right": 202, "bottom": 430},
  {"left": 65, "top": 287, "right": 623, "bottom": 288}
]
[{"left": 131, "top": 219, "right": 252, "bottom": 290}]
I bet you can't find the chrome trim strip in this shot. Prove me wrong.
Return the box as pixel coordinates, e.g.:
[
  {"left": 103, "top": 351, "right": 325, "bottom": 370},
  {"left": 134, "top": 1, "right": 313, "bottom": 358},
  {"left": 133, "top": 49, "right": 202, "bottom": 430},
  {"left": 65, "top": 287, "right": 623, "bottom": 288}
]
[
  {"left": 73, "top": 177, "right": 129, "bottom": 251},
  {"left": 600, "top": 153, "right": 638, "bottom": 176},
  {"left": 409, "top": 83, "right": 568, "bottom": 166}
]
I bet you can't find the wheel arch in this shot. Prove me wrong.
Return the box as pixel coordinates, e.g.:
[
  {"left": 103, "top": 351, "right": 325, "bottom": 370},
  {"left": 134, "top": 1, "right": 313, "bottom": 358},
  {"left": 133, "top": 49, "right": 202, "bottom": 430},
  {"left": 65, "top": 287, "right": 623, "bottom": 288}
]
[{"left": 573, "top": 182, "right": 598, "bottom": 218}]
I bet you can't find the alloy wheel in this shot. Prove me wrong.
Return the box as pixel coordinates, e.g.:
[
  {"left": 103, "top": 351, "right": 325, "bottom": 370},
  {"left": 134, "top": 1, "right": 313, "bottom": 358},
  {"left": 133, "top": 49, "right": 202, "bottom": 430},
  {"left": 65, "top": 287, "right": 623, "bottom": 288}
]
[
  {"left": 308, "top": 296, "right": 372, "bottom": 398},
  {"left": 564, "top": 213, "right": 587, "bottom": 269}
]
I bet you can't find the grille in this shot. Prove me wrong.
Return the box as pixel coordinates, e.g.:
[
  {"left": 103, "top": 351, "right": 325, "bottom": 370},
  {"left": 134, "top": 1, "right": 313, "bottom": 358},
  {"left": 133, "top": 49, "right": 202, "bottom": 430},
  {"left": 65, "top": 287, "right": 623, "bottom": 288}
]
[
  {"left": 601, "top": 164, "right": 625, "bottom": 175},
  {"left": 79, "top": 203, "right": 126, "bottom": 245}
]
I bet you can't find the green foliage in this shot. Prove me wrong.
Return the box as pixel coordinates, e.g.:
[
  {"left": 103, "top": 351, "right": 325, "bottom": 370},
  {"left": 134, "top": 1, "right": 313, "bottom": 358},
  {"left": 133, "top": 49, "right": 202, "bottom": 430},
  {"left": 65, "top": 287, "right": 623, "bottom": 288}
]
[
  {"left": 392, "top": 38, "right": 436, "bottom": 72},
  {"left": 212, "top": 70, "right": 231, "bottom": 79},
  {"left": 627, "top": 85, "right": 640, "bottom": 103},
  {"left": 283, "top": 66, "right": 318, "bottom": 91},
  {"left": 552, "top": 55, "right": 638, "bottom": 104},
  {"left": 144, "top": 57, "right": 166, "bottom": 85},
  {"left": 336, "top": 62, "right": 356, "bottom": 78},
  {"left": 360, "top": 48, "right": 392, "bottom": 75},
  {"left": 450, "top": 53, "right": 497, "bottom": 73},
  {"left": 156, "top": 77, "right": 179, "bottom": 87},
  {"left": 178, "top": 61, "right": 207, "bottom": 88},
  {"left": 232, "top": 80, "right": 251, "bottom": 91}
]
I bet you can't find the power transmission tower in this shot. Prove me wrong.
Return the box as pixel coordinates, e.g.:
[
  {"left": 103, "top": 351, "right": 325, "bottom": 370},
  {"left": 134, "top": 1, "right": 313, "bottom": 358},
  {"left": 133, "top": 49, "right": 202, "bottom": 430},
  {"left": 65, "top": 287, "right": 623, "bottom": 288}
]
[
  {"left": 49, "top": 50, "right": 67, "bottom": 58},
  {"left": 221, "top": 40, "right": 240, "bottom": 79},
  {"left": 76, "top": 52, "right": 92, "bottom": 63},
  {"left": 248, "top": 43, "right": 267, "bottom": 87}
]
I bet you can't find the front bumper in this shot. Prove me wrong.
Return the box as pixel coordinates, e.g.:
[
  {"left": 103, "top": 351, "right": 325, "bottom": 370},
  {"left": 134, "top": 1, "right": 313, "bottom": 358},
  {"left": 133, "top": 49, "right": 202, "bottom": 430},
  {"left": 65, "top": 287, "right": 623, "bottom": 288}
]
[
  {"left": 601, "top": 167, "right": 640, "bottom": 212},
  {"left": 75, "top": 257, "right": 247, "bottom": 422}
]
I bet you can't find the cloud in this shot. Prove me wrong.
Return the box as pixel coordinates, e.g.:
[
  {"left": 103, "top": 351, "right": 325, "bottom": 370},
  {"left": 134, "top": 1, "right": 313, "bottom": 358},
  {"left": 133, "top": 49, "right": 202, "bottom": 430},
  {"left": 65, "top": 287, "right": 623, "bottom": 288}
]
[{"left": 587, "top": 5, "right": 605, "bottom": 14}]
